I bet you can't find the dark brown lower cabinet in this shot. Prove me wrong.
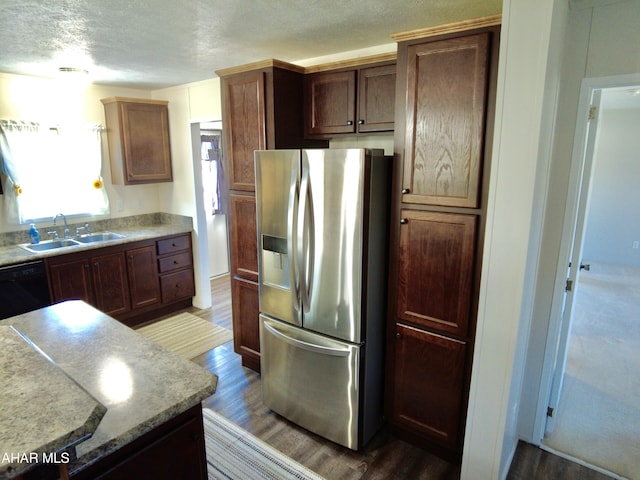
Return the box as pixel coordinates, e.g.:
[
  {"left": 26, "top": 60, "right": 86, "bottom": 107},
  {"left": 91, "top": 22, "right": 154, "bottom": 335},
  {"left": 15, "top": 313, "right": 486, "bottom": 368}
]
[
  {"left": 389, "top": 323, "right": 468, "bottom": 454},
  {"left": 48, "top": 252, "right": 131, "bottom": 317},
  {"left": 71, "top": 405, "right": 206, "bottom": 480},
  {"left": 127, "top": 245, "right": 161, "bottom": 309},
  {"left": 231, "top": 276, "right": 260, "bottom": 372},
  {"left": 46, "top": 233, "right": 194, "bottom": 326},
  {"left": 91, "top": 252, "right": 131, "bottom": 317},
  {"left": 397, "top": 210, "right": 477, "bottom": 337}
]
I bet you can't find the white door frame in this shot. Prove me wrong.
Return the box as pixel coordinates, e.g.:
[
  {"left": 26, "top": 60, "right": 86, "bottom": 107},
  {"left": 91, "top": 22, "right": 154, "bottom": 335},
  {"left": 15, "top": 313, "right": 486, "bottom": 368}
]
[{"left": 533, "top": 72, "right": 640, "bottom": 441}]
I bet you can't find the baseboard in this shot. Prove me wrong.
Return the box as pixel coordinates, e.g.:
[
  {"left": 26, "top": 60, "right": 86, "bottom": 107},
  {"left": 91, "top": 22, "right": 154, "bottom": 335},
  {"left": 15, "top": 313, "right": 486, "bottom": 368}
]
[
  {"left": 499, "top": 439, "right": 518, "bottom": 480},
  {"left": 540, "top": 443, "right": 627, "bottom": 480}
]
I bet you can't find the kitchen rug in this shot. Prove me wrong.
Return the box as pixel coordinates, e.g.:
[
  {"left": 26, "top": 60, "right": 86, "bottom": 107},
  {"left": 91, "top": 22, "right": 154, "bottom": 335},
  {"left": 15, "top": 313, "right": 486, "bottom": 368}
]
[
  {"left": 136, "top": 312, "right": 232, "bottom": 360},
  {"left": 202, "top": 408, "right": 325, "bottom": 480}
]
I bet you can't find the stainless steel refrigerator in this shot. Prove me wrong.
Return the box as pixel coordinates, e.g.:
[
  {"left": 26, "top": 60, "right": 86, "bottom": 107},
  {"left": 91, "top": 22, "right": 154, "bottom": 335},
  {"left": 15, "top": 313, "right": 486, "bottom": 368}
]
[{"left": 255, "top": 148, "right": 390, "bottom": 450}]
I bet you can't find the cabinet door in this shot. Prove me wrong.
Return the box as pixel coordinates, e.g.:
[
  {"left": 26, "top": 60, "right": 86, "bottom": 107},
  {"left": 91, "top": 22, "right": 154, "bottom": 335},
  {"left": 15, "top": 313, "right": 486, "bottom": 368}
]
[
  {"left": 390, "top": 323, "right": 467, "bottom": 451},
  {"left": 127, "top": 245, "right": 161, "bottom": 309},
  {"left": 223, "top": 71, "right": 266, "bottom": 191},
  {"left": 397, "top": 210, "right": 476, "bottom": 336},
  {"left": 120, "top": 102, "right": 173, "bottom": 184},
  {"left": 228, "top": 194, "right": 258, "bottom": 282},
  {"left": 402, "top": 33, "right": 489, "bottom": 207},
  {"left": 305, "top": 70, "right": 356, "bottom": 135},
  {"left": 91, "top": 252, "right": 131, "bottom": 316},
  {"left": 231, "top": 276, "right": 260, "bottom": 372},
  {"left": 48, "top": 257, "right": 95, "bottom": 305},
  {"left": 357, "top": 64, "right": 396, "bottom": 133}
]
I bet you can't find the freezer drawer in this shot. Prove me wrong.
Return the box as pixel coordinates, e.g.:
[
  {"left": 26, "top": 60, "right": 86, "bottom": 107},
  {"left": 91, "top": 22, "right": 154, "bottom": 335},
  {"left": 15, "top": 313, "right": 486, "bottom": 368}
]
[{"left": 260, "top": 315, "right": 361, "bottom": 450}]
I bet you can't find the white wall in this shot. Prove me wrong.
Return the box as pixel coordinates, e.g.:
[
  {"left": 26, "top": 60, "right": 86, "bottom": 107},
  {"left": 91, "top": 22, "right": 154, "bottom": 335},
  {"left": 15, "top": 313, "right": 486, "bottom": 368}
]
[
  {"left": 0, "top": 72, "right": 162, "bottom": 232},
  {"left": 460, "top": 1, "right": 561, "bottom": 478},
  {"left": 152, "top": 78, "right": 225, "bottom": 308},
  {"left": 582, "top": 106, "right": 640, "bottom": 266},
  {"left": 518, "top": 0, "right": 640, "bottom": 449}
]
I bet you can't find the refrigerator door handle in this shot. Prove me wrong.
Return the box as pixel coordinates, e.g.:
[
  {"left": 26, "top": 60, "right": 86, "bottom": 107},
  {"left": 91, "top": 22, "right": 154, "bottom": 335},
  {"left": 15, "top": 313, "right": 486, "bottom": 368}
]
[
  {"left": 298, "top": 158, "right": 315, "bottom": 313},
  {"left": 288, "top": 159, "right": 301, "bottom": 311},
  {"left": 262, "top": 321, "right": 350, "bottom": 357}
]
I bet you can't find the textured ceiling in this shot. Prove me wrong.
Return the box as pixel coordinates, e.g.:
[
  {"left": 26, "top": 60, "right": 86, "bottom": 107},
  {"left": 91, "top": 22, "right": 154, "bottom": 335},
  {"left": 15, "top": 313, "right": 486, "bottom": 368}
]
[{"left": 0, "top": 0, "right": 502, "bottom": 89}]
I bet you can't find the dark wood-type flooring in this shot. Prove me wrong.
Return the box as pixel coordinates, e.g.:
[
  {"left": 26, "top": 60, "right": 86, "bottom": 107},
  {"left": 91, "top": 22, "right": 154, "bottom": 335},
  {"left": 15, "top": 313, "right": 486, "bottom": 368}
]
[{"left": 183, "top": 275, "right": 613, "bottom": 480}]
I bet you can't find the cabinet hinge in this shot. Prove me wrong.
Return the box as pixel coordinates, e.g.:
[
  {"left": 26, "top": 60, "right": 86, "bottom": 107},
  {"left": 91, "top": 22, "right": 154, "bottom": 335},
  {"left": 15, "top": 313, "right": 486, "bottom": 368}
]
[
  {"left": 588, "top": 105, "right": 597, "bottom": 121},
  {"left": 547, "top": 406, "right": 554, "bottom": 417},
  {"left": 565, "top": 279, "right": 573, "bottom": 292}
]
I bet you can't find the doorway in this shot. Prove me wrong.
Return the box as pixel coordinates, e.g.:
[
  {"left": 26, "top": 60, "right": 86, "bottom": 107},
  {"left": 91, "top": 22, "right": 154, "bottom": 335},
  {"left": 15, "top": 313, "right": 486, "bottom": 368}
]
[
  {"left": 539, "top": 81, "right": 640, "bottom": 479},
  {"left": 199, "top": 122, "right": 229, "bottom": 278}
]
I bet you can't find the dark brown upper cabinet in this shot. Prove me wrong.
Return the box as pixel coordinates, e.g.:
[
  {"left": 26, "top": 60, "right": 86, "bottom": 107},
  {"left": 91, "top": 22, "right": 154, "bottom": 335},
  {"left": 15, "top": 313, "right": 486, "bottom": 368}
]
[
  {"left": 218, "top": 61, "right": 328, "bottom": 192},
  {"left": 304, "top": 63, "right": 396, "bottom": 138},
  {"left": 386, "top": 20, "right": 500, "bottom": 462},
  {"left": 221, "top": 70, "right": 267, "bottom": 192},
  {"left": 401, "top": 33, "right": 489, "bottom": 208},
  {"left": 101, "top": 97, "right": 173, "bottom": 185}
]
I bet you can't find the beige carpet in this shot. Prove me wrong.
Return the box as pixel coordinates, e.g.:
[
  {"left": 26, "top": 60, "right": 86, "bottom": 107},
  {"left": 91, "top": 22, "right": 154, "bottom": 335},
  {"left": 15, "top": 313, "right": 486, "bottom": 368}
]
[
  {"left": 543, "top": 262, "right": 640, "bottom": 479},
  {"left": 202, "top": 408, "right": 325, "bottom": 480},
  {"left": 136, "top": 312, "right": 233, "bottom": 359}
]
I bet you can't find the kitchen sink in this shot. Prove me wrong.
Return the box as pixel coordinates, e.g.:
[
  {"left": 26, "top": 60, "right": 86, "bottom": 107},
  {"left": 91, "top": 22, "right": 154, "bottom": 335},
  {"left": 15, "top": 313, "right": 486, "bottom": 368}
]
[
  {"left": 19, "top": 232, "right": 127, "bottom": 253},
  {"left": 75, "top": 232, "right": 126, "bottom": 244},
  {"left": 20, "top": 239, "right": 80, "bottom": 253}
]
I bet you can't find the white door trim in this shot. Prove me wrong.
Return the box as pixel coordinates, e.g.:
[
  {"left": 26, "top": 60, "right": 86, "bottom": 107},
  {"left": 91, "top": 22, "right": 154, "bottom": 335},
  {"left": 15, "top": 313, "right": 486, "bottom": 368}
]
[{"left": 533, "top": 72, "right": 640, "bottom": 442}]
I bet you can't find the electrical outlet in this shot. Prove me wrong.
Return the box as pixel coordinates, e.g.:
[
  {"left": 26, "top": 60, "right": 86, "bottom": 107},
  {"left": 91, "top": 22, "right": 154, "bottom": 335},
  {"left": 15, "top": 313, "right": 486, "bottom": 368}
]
[{"left": 633, "top": 240, "right": 639, "bottom": 249}]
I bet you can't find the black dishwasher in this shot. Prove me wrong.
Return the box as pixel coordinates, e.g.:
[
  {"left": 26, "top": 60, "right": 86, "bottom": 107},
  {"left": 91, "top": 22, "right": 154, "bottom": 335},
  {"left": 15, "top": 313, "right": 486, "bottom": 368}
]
[{"left": 0, "top": 261, "right": 51, "bottom": 320}]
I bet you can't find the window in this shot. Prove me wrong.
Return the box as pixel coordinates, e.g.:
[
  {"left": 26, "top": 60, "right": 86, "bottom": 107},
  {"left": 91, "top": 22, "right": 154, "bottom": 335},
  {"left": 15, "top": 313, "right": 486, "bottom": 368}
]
[
  {"left": 200, "top": 130, "right": 223, "bottom": 215},
  {"left": 0, "top": 120, "right": 108, "bottom": 224}
]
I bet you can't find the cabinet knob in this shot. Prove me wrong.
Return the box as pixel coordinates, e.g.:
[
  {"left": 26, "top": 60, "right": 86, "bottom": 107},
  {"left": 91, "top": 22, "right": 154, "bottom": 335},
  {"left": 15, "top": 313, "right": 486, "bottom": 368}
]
[
  {"left": 396, "top": 332, "right": 401, "bottom": 339},
  {"left": 401, "top": 188, "right": 410, "bottom": 194},
  {"left": 346, "top": 120, "right": 353, "bottom": 126},
  {"left": 358, "top": 119, "right": 365, "bottom": 125},
  {"left": 400, "top": 218, "right": 408, "bottom": 224}
]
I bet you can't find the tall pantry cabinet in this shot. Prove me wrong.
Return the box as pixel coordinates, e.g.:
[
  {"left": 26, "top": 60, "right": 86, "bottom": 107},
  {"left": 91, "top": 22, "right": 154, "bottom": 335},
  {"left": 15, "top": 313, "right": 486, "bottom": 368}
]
[
  {"left": 216, "top": 60, "right": 327, "bottom": 372},
  {"left": 385, "top": 20, "right": 500, "bottom": 462}
]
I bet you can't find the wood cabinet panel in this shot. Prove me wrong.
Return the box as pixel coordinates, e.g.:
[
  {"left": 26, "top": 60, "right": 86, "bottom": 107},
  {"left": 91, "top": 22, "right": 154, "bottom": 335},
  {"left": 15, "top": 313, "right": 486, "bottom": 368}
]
[
  {"left": 228, "top": 194, "right": 258, "bottom": 282},
  {"left": 48, "top": 252, "right": 131, "bottom": 317},
  {"left": 101, "top": 98, "right": 173, "bottom": 185},
  {"left": 390, "top": 323, "right": 467, "bottom": 451},
  {"left": 48, "top": 257, "right": 95, "bottom": 305},
  {"left": 305, "top": 70, "right": 357, "bottom": 135},
  {"left": 305, "top": 64, "right": 396, "bottom": 137},
  {"left": 402, "top": 33, "right": 489, "bottom": 207},
  {"left": 91, "top": 252, "right": 131, "bottom": 317},
  {"left": 72, "top": 405, "right": 206, "bottom": 480},
  {"left": 157, "top": 235, "right": 191, "bottom": 255},
  {"left": 157, "top": 251, "right": 192, "bottom": 273},
  {"left": 231, "top": 276, "right": 260, "bottom": 372},
  {"left": 397, "top": 210, "right": 477, "bottom": 336},
  {"left": 223, "top": 71, "right": 266, "bottom": 191},
  {"left": 160, "top": 270, "right": 195, "bottom": 304},
  {"left": 157, "top": 234, "right": 195, "bottom": 304},
  {"left": 358, "top": 64, "right": 396, "bottom": 133},
  {"left": 127, "top": 245, "right": 161, "bottom": 309}
]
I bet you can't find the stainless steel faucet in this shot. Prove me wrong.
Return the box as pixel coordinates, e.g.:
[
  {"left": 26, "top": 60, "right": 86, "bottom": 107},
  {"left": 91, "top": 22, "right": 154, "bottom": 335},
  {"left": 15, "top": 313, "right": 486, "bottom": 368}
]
[{"left": 53, "top": 213, "right": 70, "bottom": 239}]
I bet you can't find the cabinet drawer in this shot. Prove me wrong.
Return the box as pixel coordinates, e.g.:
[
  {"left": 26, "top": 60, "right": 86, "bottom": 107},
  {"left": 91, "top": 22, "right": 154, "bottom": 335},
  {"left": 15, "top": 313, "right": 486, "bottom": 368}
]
[
  {"left": 158, "top": 251, "right": 193, "bottom": 273},
  {"left": 160, "top": 270, "right": 195, "bottom": 303},
  {"left": 157, "top": 235, "right": 190, "bottom": 255}
]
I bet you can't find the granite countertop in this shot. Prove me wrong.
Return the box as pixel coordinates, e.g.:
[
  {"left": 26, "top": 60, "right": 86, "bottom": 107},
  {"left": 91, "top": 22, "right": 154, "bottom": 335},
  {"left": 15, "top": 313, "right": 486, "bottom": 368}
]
[
  {"left": 0, "top": 300, "right": 218, "bottom": 478},
  {"left": 0, "top": 326, "right": 107, "bottom": 479},
  {"left": 0, "top": 217, "right": 192, "bottom": 268}
]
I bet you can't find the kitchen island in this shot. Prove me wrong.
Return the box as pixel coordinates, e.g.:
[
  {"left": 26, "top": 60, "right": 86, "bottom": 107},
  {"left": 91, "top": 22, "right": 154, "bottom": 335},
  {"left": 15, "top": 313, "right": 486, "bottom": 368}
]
[{"left": 0, "top": 301, "right": 217, "bottom": 479}]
